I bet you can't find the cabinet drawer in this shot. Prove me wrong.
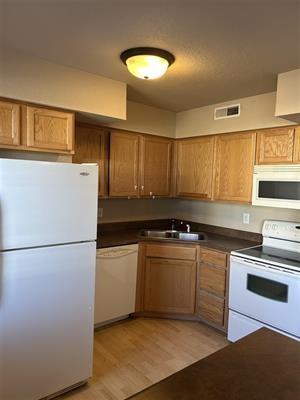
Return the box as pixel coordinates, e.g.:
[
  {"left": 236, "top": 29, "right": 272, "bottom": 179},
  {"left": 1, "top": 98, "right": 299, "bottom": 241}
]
[
  {"left": 197, "top": 291, "right": 224, "bottom": 326},
  {"left": 199, "top": 263, "right": 226, "bottom": 297},
  {"left": 145, "top": 244, "right": 197, "bottom": 260},
  {"left": 200, "top": 248, "right": 227, "bottom": 267}
]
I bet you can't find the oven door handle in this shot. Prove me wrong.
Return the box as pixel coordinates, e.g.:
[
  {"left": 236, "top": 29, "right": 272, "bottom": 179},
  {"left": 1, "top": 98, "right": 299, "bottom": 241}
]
[{"left": 230, "top": 256, "right": 300, "bottom": 278}]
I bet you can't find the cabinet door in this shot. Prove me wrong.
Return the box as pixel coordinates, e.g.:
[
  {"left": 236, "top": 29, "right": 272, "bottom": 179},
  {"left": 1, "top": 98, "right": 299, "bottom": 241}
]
[
  {"left": 25, "top": 106, "right": 74, "bottom": 153},
  {"left": 0, "top": 101, "right": 20, "bottom": 146},
  {"left": 73, "top": 123, "right": 109, "bottom": 197},
  {"left": 144, "top": 258, "right": 196, "bottom": 314},
  {"left": 139, "top": 136, "right": 172, "bottom": 197},
  {"left": 256, "top": 127, "right": 295, "bottom": 164},
  {"left": 293, "top": 126, "right": 300, "bottom": 163},
  {"left": 197, "top": 291, "right": 225, "bottom": 326},
  {"left": 199, "top": 263, "right": 226, "bottom": 297},
  {"left": 109, "top": 131, "right": 139, "bottom": 197},
  {"left": 213, "top": 132, "right": 256, "bottom": 203},
  {"left": 176, "top": 136, "right": 215, "bottom": 199}
]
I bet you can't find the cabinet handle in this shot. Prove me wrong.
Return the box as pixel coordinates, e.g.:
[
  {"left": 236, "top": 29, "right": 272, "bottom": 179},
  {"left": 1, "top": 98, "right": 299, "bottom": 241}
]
[
  {"left": 141, "top": 185, "right": 144, "bottom": 191},
  {"left": 149, "top": 191, "right": 153, "bottom": 196},
  {"left": 134, "top": 185, "right": 138, "bottom": 191}
]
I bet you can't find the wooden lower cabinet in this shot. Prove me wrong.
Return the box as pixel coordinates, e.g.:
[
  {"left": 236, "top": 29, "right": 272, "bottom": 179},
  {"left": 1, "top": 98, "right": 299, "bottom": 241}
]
[
  {"left": 144, "top": 258, "right": 197, "bottom": 314},
  {"left": 136, "top": 242, "right": 229, "bottom": 332},
  {"left": 196, "top": 248, "right": 228, "bottom": 330},
  {"left": 197, "top": 291, "right": 225, "bottom": 326},
  {"left": 136, "top": 242, "right": 198, "bottom": 316}
]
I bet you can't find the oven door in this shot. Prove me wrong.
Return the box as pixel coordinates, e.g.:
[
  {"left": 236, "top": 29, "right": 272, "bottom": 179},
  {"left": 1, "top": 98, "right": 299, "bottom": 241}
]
[
  {"left": 252, "top": 165, "right": 300, "bottom": 209},
  {"left": 229, "top": 256, "right": 300, "bottom": 337}
]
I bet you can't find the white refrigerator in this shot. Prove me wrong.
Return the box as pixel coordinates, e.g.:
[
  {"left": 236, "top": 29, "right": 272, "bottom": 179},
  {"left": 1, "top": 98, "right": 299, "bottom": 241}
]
[{"left": 0, "top": 159, "right": 98, "bottom": 400}]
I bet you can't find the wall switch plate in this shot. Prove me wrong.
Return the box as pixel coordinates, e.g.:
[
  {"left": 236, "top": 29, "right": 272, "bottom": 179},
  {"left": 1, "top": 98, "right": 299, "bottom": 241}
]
[
  {"left": 98, "top": 208, "right": 103, "bottom": 218},
  {"left": 243, "top": 213, "right": 250, "bottom": 224}
]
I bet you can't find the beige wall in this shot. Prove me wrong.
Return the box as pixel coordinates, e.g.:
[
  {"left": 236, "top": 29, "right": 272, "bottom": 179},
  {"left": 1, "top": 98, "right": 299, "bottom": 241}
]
[
  {"left": 99, "top": 198, "right": 176, "bottom": 223},
  {"left": 107, "top": 101, "right": 176, "bottom": 138},
  {"left": 0, "top": 48, "right": 126, "bottom": 120},
  {"left": 173, "top": 200, "right": 300, "bottom": 233},
  {"left": 176, "top": 92, "right": 294, "bottom": 138},
  {"left": 275, "top": 69, "right": 300, "bottom": 122}
]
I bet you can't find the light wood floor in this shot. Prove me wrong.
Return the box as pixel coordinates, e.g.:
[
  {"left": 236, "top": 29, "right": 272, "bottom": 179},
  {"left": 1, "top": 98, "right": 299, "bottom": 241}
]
[{"left": 59, "top": 318, "right": 228, "bottom": 400}]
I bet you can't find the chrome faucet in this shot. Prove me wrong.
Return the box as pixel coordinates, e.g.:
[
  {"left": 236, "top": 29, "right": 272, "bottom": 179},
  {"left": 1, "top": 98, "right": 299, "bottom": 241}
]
[
  {"left": 171, "top": 219, "right": 176, "bottom": 231},
  {"left": 180, "top": 221, "right": 191, "bottom": 233}
]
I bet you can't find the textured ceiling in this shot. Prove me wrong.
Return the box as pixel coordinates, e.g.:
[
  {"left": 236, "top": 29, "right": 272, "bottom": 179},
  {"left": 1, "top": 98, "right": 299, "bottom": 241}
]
[{"left": 1, "top": 0, "right": 300, "bottom": 111}]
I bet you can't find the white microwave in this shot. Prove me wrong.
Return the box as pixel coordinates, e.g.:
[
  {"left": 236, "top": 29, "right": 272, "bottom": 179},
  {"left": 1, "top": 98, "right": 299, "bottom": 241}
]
[{"left": 252, "top": 165, "right": 300, "bottom": 209}]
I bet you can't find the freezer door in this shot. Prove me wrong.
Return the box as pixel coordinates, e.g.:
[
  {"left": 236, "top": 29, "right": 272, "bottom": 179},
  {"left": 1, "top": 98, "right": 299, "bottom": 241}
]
[
  {"left": 0, "top": 159, "right": 98, "bottom": 250},
  {"left": 0, "top": 242, "right": 96, "bottom": 400}
]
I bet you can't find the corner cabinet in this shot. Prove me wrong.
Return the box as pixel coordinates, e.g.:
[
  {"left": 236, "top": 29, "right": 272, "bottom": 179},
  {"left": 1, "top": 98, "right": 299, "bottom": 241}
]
[
  {"left": 109, "top": 130, "right": 173, "bottom": 198},
  {"left": 136, "top": 242, "right": 229, "bottom": 331},
  {"left": 0, "top": 99, "right": 75, "bottom": 154},
  {"left": 136, "top": 243, "right": 198, "bottom": 316},
  {"left": 0, "top": 100, "right": 20, "bottom": 146},
  {"left": 213, "top": 131, "right": 256, "bottom": 203},
  {"left": 73, "top": 123, "right": 109, "bottom": 197},
  {"left": 176, "top": 136, "right": 215, "bottom": 199}
]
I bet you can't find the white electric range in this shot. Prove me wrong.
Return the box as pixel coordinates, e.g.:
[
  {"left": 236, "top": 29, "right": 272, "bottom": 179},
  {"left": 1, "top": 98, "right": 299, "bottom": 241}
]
[{"left": 228, "top": 220, "right": 300, "bottom": 342}]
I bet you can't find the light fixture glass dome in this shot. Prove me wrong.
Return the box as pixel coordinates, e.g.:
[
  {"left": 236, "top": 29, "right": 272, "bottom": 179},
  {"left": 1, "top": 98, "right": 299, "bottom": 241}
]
[
  {"left": 126, "top": 55, "right": 169, "bottom": 80},
  {"left": 120, "top": 47, "right": 175, "bottom": 80}
]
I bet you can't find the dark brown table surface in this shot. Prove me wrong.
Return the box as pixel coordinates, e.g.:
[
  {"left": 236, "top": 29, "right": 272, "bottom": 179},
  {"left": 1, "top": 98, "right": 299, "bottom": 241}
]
[{"left": 127, "top": 328, "right": 300, "bottom": 400}]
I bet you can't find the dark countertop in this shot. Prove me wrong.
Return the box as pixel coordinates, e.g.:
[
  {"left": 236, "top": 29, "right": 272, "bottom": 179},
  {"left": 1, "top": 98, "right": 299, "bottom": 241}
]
[
  {"left": 97, "top": 229, "right": 141, "bottom": 249},
  {"left": 127, "top": 328, "right": 300, "bottom": 400},
  {"left": 97, "top": 226, "right": 260, "bottom": 253}
]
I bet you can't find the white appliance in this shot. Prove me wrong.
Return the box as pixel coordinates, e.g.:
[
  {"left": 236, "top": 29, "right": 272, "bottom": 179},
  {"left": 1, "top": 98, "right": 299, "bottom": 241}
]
[
  {"left": 252, "top": 164, "right": 300, "bottom": 209},
  {"left": 94, "top": 244, "right": 138, "bottom": 326},
  {"left": 228, "top": 220, "right": 300, "bottom": 342},
  {"left": 0, "top": 159, "right": 98, "bottom": 400}
]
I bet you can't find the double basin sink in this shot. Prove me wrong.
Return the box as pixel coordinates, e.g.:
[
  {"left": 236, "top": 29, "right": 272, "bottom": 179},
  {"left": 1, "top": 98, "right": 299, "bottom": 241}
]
[{"left": 139, "top": 229, "right": 207, "bottom": 242}]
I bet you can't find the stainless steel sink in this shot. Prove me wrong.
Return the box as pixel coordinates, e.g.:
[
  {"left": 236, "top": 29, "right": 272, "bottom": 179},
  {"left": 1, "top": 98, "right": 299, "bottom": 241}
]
[
  {"left": 139, "top": 229, "right": 206, "bottom": 241},
  {"left": 173, "top": 232, "right": 206, "bottom": 241}
]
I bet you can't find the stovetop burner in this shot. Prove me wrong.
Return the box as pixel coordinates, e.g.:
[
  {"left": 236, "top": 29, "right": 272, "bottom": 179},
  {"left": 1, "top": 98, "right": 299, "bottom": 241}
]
[{"left": 233, "top": 245, "right": 300, "bottom": 270}]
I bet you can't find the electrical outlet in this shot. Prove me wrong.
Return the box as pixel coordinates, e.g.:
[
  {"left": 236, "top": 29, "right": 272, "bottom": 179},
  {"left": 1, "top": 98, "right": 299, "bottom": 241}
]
[
  {"left": 98, "top": 208, "right": 103, "bottom": 218},
  {"left": 243, "top": 213, "right": 250, "bottom": 224}
]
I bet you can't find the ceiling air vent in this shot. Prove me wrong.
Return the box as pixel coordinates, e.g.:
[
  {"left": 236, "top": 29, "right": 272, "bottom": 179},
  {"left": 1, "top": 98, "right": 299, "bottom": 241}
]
[{"left": 214, "top": 104, "right": 240, "bottom": 120}]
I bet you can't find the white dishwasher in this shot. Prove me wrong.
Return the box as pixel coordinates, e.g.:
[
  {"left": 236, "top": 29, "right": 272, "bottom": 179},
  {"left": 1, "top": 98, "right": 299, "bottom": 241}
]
[{"left": 94, "top": 244, "right": 138, "bottom": 326}]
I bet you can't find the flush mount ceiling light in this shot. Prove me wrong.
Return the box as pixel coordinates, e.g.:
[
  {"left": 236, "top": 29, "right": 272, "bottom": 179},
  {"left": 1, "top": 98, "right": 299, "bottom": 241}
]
[{"left": 120, "top": 47, "right": 175, "bottom": 80}]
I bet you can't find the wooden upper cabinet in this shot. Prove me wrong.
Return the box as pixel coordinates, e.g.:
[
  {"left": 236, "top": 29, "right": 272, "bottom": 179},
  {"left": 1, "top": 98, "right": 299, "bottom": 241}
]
[
  {"left": 0, "top": 100, "right": 20, "bottom": 146},
  {"left": 213, "top": 131, "right": 256, "bottom": 203},
  {"left": 293, "top": 126, "right": 300, "bottom": 163},
  {"left": 256, "top": 127, "right": 295, "bottom": 164},
  {"left": 139, "top": 136, "right": 172, "bottom": 197},
  {"left": 109, "top": 130, "right": 140, "bottom": 197},
  {"left": 24, "top": 106, "right": 74, "bottom": 153},
  {"left": 176, "top": 136, "right": 215, "bottom": 199},
  {"left": 73, "top": 123, "right": 109, "bottom": 197}
]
